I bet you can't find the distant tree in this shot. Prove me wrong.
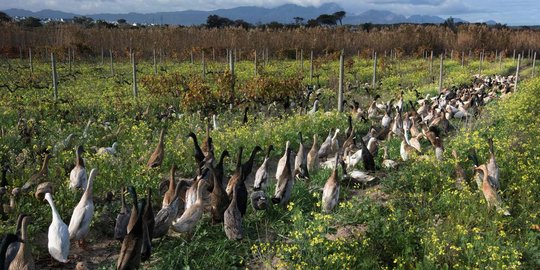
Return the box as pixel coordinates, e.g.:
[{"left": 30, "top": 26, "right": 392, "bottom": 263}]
[
  {"left": 306, "top": 19, "right": 319, "bottom": 28},
  {"left": 0, "top": 11, "right": 11, "bottom": 23},
  {"left": 293, "top": 16, "right": 304, "bottom": 25},
  {"left": 266, "top": 21, "right": 284, "bottom": 30},
  {"left": 333, "top": 11, "right": 346, "bottom": 25},
  {"left": 73, "top": 16, "right": 94, "bottom": 28},
  {"left": 117, "top": 18, "right": 127, "bottom": 24},
  {"left": 18, "top": 17, "right": 42, "bottom": 27},
  {"left": 443, "top": 17, "right": 457, "bottom": 33},
  {"left": 234, "top": 19, "right": 252, "bottom": 29},
  {"left": 362, "top": 22, "right": 373, "bottom": 32},
  {"left": 95, "top": 19, "right": 116, "bottom": 28},
  {"left": 316, "top": 14, "right": 337, "bottom": 26},
  {"left": 206, "top": 14, "right": 234, "bottom": 28}
]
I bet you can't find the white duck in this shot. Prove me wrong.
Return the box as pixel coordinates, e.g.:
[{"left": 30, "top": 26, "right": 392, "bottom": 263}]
[
  {"left": 69, "top": 146, "right": 87, "bottom": 191},
  {"left": 68, "top": 168, "right": 96, "bottom": 248},
  {"left": 97, "top": 142, "right": 118, "bottom": 155},
  {"left": 44, "top": 193, "right": 70, "bottom": 263}
]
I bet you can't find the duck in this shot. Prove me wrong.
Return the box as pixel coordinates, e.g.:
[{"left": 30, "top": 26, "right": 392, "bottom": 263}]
[
  {"left": 22, "top": 153, "right": 52, "bottom": 192},
  {"left": 322, "top": 154, "right": 340, "bottom": 213},
  {"left": 317, "top": 129, "right": 333, "bottom": 160},
  {"left": 359, "top": 136, "right": 375, "bottom": 171},
  {"left": 345, "top": 115, "right": 353, "bottom": 139},
  {"left": 474, "top": 165, "right": 510, "bottom": 216},
  {"left": 34, "top": 181, "right": 53, "bottom": 201},
  {"left": 381, "top": 145, "right": 398, "bottom": 170},
  {"left": 114, "top": 186, "right": 131, "bottom": 241},
  {"left": 306, "top": 134, "right": 319, "bottom": 172},
  {"left": 70, "top": 146, "right": 87, "bottom": 191},
  {"left": 236, "top": 146, "right": 262, "bottom": 216},
  {"left": 141, "top": 188, "right": 154, "bottom": 261},
  {"left": 4, "top": 214, "right": 26, "bottom": 268},
  {"left": 400, "top": 134, "right": 418, "bottom": 162},
  {"left": 97, "top": 142, "right": 118, "bottom": 155},
  {"left": 8, "top": 216, "right": 34, "bottom": 270},
  {"left": 272, "top": 142, "right": 293, "bottom": 206},
  {"left": 1, "top": 234, "right": 18, "bottom": 270},
  {"left": 53, "top": 133, "right": 75, "bottom": 154},
  {"left": 250, "top": 190, "right": 268, "bottom": 211},
  {"left": 294, "top": 132, "right": 309, "bottom": 179},
  {"left": 162, "top": 165, "right": 177, "bottom": 208},
  {"left": 44, "top": 193, "right": 70, "bottom": 263},
  {"left": 225, "top": 147, "right": 243, "bottom": 197},
  {"left": 201, "top": 122, "right": 213, "bottom": 158},
  {"left": 366, "top": 136, "right": 378, "bottom": 157},
  {"left": 487, "top": 138, "right": 500, "bottom": 190},
  {"left": 346, "top": 166, "right": 379, "bottom": 186},
  {"left": 68, "top": 168, "right": 97, "bottom": 248},
  {"left": 254, "top": 145, "right": 273, "bottom": 191},
  {"left": 214, "top": 150, "right": 229, "bottom": 190},
  {"left": 117, "top": 198, "right": 146, "bottom": 270},
  {"left": 209, "top": 163, "right": 229, "bottom": 224},
  {"left": 172, "top": 179, "right": 206, "bottom": 233},
  {"left": 153, "top": 175, "right": 184, "bottom": 238},
  {"left": 307, "top": 99, "right": 319, "bottom": 115},
  {"left": 187, "top": 132, "right": 205, "bottom": 171},
  {"left": 147, "top": 128, "right": 166, "bottom": 168},
  {"left": 126, "top": 186, "right": 138, "bottom": 234},
  {"left": 224, "top": 184, "right": 243, "bottom": 240}
]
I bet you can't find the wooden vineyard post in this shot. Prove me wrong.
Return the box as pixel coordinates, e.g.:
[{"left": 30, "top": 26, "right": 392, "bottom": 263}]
[
  {"left": 51, "top": 53, "right": 58, "bottom": 101},
  {"left": 512, "top": 49, "right": 516, "bottom": 63},
  {"left": 202, "top": 51, "right": 206, "bottom": 79},
  {"left": 478, "top": 51, "right": 483, "bottom": 76},
  {"left": 153, "top": 48, "right": 157, "bottom": 75},
  {"left": 29, "top": 48, "right": 33, "bottom": 73},
  {"left": 499, "top": 52, "right": 503, "bottom": 71},
  {"left": 461, "top": 51, "right": 464, "bottom": 67},
  {"left": 101, "top": 47, "right": 104, "bottom": 66},
  {"left": 338, "top": 51, "right": 344, "bottom": 112},
  {"left": 515, "top": 54, "right": 521, "bottom": 91},
  {"left": 429, "top": 51, "right": 434, "bottom": 76},
  {"left": 68, "top": 47, "right": 72, "bottom": 74},
  {"left": 254, "top": 50, "right": 257, "bottom": 77},
  {"left": 190, "top": 51, "right": 194, "bottom": 64},
  {"left": 372, "top": 52, "right": 377, "bottom": 90},
  {"left": 109, "top": 49, "right": 114, "bottom": 76},
  {"left": 532, "top": 51, "right": 536, "bottom": 78},
  {"left": 265, "top": 48, "right": 268, "bottom": 66},
  {"left": 310, "top": 50, "right": 314, "bottom": 83},
  {"left": 229, "top": 50, "right": 235, "bottom": 100},
  {"left": 212, "top": 48, "right": 215, "bottom": 61},
  {"left": 300, "top": 49, "right": 304, "bottom": 72},
  {"left": 438, "top": 54, "right": 444, "bottom": 93},
  {"left": 132, "top": 52, "right": 138, "bottom": 98}
]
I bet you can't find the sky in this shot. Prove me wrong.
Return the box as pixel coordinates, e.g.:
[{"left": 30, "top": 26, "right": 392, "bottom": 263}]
[{"left": 0, "top": 0, "right": 538, "bottom": 25}]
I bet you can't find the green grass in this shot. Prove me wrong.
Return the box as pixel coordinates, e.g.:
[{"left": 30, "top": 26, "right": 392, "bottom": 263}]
[{"left": 0, "top": 56, "right": 537, "bottom": 269}]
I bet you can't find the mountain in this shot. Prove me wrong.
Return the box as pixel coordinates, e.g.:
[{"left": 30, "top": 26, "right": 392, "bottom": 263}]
[{"left": 3, "top": 4, "right": 470, "bottom": 26}]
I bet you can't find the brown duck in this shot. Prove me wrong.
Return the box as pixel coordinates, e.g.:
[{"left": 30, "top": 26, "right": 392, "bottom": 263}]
[{"left": 147, "top": 129, "right": 165, "bottom": 168}]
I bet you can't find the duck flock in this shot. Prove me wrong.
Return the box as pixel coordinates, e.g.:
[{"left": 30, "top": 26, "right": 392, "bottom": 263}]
[{"left": 0, "top": 74, "right": 517, "bottom": 269}]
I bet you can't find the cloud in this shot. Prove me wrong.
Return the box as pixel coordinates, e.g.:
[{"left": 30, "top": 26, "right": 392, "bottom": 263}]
[{"left": 0, "top": 0, "right": 536, "bottom": 25}]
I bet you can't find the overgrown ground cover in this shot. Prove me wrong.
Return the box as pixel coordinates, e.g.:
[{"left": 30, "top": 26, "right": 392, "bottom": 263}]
[{"left": 0, "top": 55, "right": 537, "bottom": 269}]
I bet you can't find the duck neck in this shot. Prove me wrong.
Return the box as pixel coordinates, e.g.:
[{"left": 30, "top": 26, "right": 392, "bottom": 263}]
[
  {"left": 41, "top": 155, "right": 51, "bottom": 174},
  {"left": 83, "top": 170, "right": 94, "bottom": 200},
  {"left": 76, "top": 148, "right": 84, "bottom": 167},
  {"left": 168, "top": 166, "right": 176, "bottom": 194},
  {"left": 159, "top": 129, "right": 166, "bottom": 147},
  {"left": 45, "top": 195, "right": 61, "bottom": 222}
]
